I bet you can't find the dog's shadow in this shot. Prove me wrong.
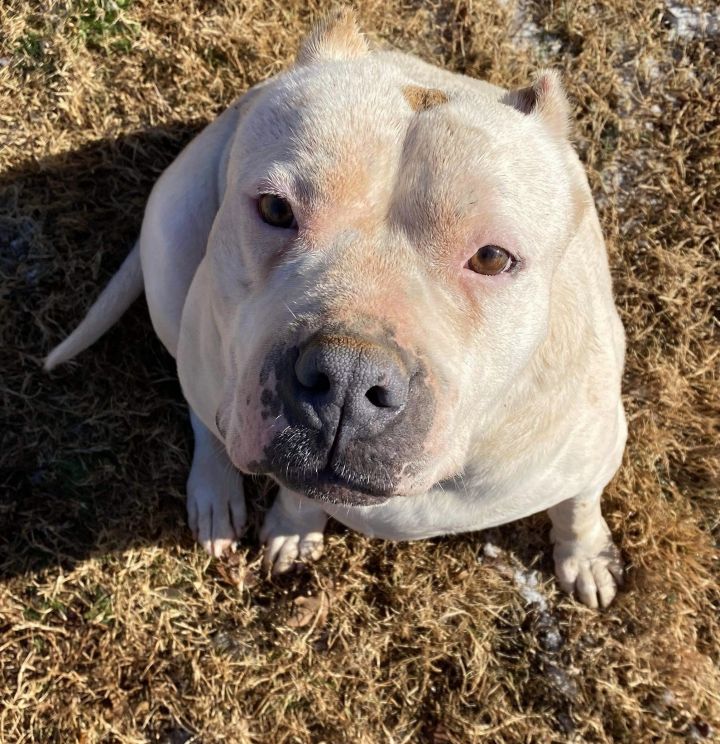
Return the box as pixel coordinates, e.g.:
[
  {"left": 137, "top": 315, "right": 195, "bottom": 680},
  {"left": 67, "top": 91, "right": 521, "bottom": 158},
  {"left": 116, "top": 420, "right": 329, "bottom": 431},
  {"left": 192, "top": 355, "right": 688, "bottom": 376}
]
[
  {"left": 0, "top": 122, "right": 215, "bottom": 581},
  {"left": 0, "top": 122, "right": 550, "bottom": 584}
]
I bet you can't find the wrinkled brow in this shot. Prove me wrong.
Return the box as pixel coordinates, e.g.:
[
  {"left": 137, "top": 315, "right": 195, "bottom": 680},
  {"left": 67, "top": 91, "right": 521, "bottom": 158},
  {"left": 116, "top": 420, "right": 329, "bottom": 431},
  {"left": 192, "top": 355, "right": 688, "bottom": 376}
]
[{"left": 255, "top": 168, "right": 294, "bottom": 198}]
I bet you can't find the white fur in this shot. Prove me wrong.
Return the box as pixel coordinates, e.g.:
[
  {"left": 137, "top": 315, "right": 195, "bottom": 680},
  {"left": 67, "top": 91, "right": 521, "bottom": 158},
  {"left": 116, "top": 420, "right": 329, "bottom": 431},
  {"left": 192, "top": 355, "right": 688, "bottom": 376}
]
[{"left": 46, "top": 13, "right": 626, "bottom": 607}]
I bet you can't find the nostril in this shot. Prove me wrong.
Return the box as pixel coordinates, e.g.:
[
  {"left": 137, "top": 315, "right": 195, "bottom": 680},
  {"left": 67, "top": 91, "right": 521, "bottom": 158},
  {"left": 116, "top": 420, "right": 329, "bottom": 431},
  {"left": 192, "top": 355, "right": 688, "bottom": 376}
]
[{"left": 366, "top": 385, "right": 393, "bottom": 408}]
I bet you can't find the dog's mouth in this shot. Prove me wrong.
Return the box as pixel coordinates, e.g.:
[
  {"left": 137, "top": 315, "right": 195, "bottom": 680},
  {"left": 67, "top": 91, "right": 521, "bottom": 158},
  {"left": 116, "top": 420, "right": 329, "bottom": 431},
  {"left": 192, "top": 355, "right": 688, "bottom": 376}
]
[
  {"left": 238, "top": 432, "right": 402, "bottom": 507},
  {"left": 270, "top": 465, "right": 393, "bottom": 506},
  {"left": 245, "top": 417, "right": 404, "bottom": 506}
]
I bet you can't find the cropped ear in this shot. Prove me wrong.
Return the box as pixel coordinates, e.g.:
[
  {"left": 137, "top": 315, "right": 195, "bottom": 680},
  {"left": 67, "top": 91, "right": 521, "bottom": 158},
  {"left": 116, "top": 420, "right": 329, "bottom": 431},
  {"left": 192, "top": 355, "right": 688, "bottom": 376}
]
[
  {"left": 502, "top": 69, "right": 570, "bottom": 138},
  {"left": 296, "top": 8, "right": 369, "bottom": 66}
]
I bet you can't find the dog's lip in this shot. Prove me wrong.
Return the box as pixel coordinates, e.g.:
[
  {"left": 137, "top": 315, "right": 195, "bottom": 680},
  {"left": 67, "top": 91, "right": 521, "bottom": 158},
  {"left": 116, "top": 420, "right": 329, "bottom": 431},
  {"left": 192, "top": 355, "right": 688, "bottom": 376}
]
[{"left": 271, "top": 466, "right": 393, "bottom": 506}]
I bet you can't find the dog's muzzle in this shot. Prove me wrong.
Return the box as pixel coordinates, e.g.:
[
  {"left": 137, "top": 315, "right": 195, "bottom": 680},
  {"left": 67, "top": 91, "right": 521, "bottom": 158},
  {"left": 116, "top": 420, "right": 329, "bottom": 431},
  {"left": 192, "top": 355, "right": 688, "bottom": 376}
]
[{"left": 257, "top": 331, "right": 433, "bottom": 505}]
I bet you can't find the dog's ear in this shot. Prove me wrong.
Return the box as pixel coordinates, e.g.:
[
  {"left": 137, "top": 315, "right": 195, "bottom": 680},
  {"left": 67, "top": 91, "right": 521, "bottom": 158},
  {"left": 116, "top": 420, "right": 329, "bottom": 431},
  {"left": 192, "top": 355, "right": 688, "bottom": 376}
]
[
  {"left": 297, "top": 8, "right": 369, "bottom": 65},
  {"left": 503, "top": 70, "right": 570, "bottom": 138}
]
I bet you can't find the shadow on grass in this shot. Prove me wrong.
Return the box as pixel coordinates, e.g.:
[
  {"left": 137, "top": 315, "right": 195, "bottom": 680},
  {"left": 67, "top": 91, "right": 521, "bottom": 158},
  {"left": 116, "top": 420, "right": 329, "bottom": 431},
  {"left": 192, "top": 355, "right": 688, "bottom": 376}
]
[{"left": 0, "top": 121, "right": 212, "bottom": 581}]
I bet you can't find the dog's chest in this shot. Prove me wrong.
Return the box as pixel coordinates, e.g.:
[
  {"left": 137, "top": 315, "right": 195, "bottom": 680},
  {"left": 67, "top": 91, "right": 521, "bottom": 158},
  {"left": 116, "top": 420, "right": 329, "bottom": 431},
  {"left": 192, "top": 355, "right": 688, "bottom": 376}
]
[{"left": 321, "top": 471, "right": 569, "bottom": 540}]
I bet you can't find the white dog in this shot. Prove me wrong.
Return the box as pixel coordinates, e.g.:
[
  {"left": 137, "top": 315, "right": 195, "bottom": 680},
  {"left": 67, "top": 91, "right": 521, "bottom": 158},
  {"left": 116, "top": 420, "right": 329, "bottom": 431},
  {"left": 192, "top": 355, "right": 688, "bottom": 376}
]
[{"left": 46, "top": 10, "right": 626, "bottom": 608}]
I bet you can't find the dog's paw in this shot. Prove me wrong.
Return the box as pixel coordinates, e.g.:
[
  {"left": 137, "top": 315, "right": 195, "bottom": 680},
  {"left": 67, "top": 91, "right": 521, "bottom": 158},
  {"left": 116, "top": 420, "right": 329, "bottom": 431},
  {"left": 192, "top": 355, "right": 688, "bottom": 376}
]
[
  {"left": 187, "top": 467, "right": 246, "bottom": 559},
  {"left": 552, "top": 526, "right": 624, "bottom": 608},
  {"left": 260, "top": 490, "right": 327, "bottom": 574}
]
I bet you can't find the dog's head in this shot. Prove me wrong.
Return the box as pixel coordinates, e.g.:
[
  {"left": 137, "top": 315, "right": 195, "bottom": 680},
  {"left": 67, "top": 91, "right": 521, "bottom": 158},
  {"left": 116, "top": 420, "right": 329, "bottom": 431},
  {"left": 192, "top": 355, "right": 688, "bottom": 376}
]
[{"left": 200, "top": 11, "right": 589, "bottom": 505}]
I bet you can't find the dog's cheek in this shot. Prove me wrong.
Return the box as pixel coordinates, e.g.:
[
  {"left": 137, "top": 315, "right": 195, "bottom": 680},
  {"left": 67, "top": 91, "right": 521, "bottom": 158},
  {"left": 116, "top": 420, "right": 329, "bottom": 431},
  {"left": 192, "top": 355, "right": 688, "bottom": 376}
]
[
  {"left": 416, "top": 387, "right": 472, "bottom": 487},
  {"left": 399, "top": 317, "right": 471, "bottom": 480},
  {"left": 225, "top": 364, "right": 286, "bottom": 471},
  {"left": 227, "top": 405, "right": 286, "bottom": 473}
]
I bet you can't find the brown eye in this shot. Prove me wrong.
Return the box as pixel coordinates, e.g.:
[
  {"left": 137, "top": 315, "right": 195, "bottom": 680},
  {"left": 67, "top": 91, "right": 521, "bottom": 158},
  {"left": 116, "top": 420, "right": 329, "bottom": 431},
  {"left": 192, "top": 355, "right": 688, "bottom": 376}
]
[
  {"left": 257, "top": 194, "right": 296, "bottom": 229},
  {"left": 467, "top": 245, "right": 514, "bottom": 275}
]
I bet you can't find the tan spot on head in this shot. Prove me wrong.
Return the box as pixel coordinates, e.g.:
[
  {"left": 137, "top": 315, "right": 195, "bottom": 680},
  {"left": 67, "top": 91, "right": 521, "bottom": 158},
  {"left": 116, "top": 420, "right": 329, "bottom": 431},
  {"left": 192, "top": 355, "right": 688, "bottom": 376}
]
[{"left": 402, "top": 85, "right": 449, "bottom": 112}]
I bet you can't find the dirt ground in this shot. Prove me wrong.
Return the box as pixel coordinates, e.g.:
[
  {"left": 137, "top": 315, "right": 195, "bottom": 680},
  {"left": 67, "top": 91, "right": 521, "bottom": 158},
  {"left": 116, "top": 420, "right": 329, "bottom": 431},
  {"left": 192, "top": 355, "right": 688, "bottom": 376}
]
[{"left": 1, "top": 0, "right": 718, "bottom": 742}]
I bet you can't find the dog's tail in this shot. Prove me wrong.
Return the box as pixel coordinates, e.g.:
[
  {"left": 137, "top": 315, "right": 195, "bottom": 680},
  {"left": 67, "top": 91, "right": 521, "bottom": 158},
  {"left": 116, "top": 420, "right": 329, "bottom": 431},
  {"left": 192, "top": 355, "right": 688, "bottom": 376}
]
[{"left": 44, "top": 242, "right": 143, "bottom": 371}]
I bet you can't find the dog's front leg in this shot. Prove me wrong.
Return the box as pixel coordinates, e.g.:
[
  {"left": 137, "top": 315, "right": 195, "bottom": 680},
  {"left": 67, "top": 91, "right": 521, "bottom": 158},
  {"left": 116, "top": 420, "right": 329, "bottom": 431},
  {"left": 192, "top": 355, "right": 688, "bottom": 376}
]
[
  {"left": 187, "top": 410, "right": 246, "bottom": 557},
  {"left": 548, "top": 489, "right": 624, "bottom": 608},
  {"left": 260, "top": 487, "right": 328, "bottom": 574}
]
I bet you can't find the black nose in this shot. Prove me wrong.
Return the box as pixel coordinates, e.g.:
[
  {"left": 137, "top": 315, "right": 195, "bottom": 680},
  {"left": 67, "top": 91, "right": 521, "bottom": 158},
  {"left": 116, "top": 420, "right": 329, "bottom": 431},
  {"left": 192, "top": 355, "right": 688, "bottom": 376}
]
[{"left": 287, "top": 334, "right": 410, "bottom": 450}]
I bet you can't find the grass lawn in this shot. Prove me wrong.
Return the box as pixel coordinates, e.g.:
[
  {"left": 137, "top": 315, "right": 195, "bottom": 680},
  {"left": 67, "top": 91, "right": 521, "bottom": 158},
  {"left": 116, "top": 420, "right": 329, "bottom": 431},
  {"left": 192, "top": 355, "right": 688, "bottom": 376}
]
[{"left": 1, "top": 0, "right": 718, "bottom": 741}]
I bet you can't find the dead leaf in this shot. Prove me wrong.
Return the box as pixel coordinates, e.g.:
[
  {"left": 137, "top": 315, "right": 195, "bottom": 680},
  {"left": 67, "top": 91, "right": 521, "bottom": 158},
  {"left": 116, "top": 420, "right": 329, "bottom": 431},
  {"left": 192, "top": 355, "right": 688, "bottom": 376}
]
[
  {"left": 287, "top": 591, "right": 329, "bottom": 630},
  {"left": 215, "top": 551, "right": 259, "bottom": 590}
]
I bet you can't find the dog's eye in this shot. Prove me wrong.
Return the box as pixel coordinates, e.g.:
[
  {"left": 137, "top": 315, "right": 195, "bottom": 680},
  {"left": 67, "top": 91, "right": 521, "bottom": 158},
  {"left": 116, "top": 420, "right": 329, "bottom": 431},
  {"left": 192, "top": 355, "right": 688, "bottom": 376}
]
[
  {"left": 257, "top": 194, "right": 296, "bottom": 229},
  {"left": 467, "top": 245, "right": 514, "bottom": 275}
]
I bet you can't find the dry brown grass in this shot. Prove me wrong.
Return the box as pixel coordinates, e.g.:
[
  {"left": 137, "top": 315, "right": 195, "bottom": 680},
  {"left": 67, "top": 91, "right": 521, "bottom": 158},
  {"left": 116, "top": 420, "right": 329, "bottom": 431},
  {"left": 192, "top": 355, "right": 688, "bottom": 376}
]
[{"left": 1, "top": 0, "right": 718, "bottom": 741}]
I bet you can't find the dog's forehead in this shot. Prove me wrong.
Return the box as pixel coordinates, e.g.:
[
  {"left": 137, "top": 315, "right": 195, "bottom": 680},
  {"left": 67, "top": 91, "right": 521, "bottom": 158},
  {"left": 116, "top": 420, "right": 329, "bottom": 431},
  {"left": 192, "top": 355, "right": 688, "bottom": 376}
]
[
  {"left": 236, "top": 58, "right": 561, "bottom": 227},
  {"left": 247, "top": 63, "right": 416, "bottom": 161},
  {"left": 243, "top": 59, "right": 510, "bottom": 168}
]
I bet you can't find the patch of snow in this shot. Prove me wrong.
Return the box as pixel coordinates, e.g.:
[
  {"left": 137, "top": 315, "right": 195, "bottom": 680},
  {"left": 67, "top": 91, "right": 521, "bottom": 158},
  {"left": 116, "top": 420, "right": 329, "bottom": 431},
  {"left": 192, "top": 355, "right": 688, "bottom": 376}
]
[
  {"left": 512, "top": 12, "right": 542, "bottom": 49},
  {"left": 545, "top": 662, "right": 579, "bottom": 700},
  {"left": 665, "top": 3, "right": 720, "bottom": 39},
  {"left": 539, "top": 626, "right": 563, "bottom": 652},
  {"left": 480, "top": 542, "right": 564, "bottom": 650},
  {"left": 513, "top": 568, "right": 548, "bottom": 612},
  {"left": 480, "top": 545, "right": 553, "bottom": 615},
  {"left": 514, "top": 21, "right": 540, "bottom": 44},
  {"left": 507, "top": 0, "right": 562, "bottom": 57},
  {"left": 643, "top": 57, "right": 662, "bottom": 81},
  {"left": 482, "top": 542, "right": 501, "bottom": 559}
]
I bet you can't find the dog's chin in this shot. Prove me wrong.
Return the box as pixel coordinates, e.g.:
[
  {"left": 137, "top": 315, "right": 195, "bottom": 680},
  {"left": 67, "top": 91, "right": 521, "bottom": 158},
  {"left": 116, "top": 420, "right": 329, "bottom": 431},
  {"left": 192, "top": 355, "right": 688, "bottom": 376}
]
[{"left": 271, "top": 468, "right": 394, "bottom": 507}]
